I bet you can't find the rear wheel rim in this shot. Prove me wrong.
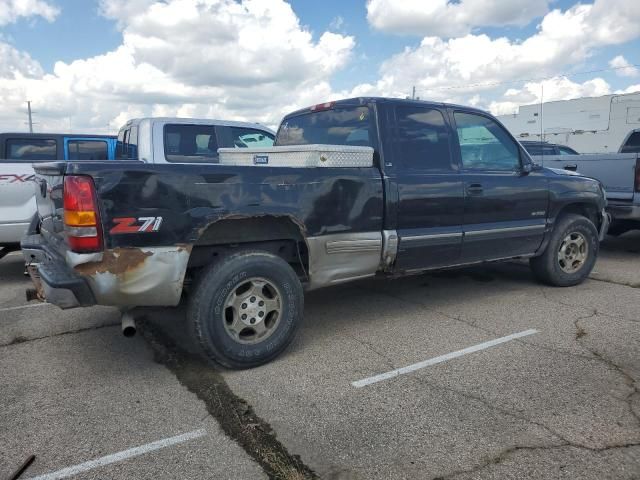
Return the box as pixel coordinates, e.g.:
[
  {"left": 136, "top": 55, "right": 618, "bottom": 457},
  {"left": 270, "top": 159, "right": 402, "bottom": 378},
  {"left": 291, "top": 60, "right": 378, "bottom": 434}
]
[
  {"left": 557, "top": 232, "right": 588, "bottom": 274},
  {"left": 222, "top": 277, "right": 282, "bottom": 345}
]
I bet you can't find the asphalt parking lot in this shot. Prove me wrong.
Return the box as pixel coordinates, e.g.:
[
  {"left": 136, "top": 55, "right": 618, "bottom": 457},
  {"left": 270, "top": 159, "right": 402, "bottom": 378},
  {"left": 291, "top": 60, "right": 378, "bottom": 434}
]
[{"left": 1, "top": 233, "right": 639, "bottom": 479}]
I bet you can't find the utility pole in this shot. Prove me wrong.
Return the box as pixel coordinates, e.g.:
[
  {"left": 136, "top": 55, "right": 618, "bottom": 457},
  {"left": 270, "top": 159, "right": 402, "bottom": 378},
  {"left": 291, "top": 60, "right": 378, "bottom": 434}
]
[
  {"left": 27, "top": 101, "right": 33, "bottom": 133},
  {"left": 411, "top": 86, "right": 416, "bottom": 100}
]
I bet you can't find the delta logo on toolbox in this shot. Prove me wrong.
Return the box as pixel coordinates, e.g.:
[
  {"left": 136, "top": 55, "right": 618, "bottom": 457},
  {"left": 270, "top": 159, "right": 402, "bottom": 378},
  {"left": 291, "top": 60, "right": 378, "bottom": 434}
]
[
  {"left": 110, "top": 216, "right": 163, "bottom": 234},
  {"left": 0, "top": 174, "right": 35, "bottom": 183}
]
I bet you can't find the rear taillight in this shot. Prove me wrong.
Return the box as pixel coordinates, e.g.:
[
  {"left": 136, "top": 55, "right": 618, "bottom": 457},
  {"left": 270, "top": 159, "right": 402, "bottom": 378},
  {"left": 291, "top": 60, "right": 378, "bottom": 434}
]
[
  {"left": 635, "top": 158, "right": 640, "bottom": 193},
  {"left": 63, "top": 175, "right": 103, "bottom": 253}
]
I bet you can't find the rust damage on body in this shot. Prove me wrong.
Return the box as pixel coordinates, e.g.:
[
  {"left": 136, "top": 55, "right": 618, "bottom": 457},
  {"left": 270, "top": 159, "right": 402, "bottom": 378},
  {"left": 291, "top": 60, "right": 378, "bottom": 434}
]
[{"left": 74, "top": 248, "right": 153, "bottom": 276}]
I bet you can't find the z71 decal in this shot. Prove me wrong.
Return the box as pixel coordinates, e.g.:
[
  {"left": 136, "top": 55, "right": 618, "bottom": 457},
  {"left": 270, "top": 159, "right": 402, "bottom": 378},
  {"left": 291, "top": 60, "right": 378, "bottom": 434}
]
[{"left": 110, "top": 216, "right": 163, "bottom": 234}]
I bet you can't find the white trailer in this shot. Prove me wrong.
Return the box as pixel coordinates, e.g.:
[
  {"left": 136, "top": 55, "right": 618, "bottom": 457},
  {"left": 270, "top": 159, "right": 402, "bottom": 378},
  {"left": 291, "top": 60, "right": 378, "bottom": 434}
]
[{"left": 498, "top": 91, "right": 640, "bottom": 154}]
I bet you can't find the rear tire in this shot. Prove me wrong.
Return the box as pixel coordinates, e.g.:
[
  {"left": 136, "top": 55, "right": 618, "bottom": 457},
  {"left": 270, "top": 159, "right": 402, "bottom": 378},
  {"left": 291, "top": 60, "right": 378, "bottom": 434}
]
[
  {"left": 530, "top": 214, "right": 598, "bottom": 287},
  {"left": 187, "top": 250, "right": 304, "bottom": 369}
]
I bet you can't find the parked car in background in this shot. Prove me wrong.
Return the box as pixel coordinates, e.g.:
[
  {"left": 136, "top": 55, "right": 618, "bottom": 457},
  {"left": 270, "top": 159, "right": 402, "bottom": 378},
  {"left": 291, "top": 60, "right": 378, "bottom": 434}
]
[
  {"left": 114, "top": 118, "right": 275, "bottom": 163},
  {"left": 520, "top": 141, "right": 579, "bottom": 156},
  {"left": 23, "top": 98, "right": 608, "bottom": 368},
  {"left": 531, "top": 151, "right": 640, "bottom": 235},
  {"left": 0, "top": 133, "right": 117, "bottom": 258}
]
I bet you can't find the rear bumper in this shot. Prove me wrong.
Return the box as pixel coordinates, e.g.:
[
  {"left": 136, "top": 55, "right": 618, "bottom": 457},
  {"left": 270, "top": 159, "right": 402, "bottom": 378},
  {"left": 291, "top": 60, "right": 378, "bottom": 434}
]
[
  {"left": 21, "top": 234, "right": 96, "bottom": 309},
  {"left": 606, "top": 202, "right": 640, "bottom": 221}
]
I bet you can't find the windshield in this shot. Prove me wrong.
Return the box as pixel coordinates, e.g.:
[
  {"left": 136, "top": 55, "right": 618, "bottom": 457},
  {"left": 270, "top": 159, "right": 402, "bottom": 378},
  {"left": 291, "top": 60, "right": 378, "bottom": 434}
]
[{"left": 275, "top": 106, "right": 373, "bottom": 148}]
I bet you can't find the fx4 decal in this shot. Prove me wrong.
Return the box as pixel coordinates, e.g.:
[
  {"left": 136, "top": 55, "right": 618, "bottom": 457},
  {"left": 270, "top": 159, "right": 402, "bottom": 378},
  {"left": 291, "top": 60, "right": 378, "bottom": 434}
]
[
  {"left": 0, "top": 174, "right": 35, "bottom": 183},
  {"left": 110, "top": 216, "right": 163, "bottom": 234}
]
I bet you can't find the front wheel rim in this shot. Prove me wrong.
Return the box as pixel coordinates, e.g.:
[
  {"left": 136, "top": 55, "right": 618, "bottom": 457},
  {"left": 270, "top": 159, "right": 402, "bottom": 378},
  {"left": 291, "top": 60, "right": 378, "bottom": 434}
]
[
  {"left": 557, "top": 232, "right": 589, "bottom": 274},
  {"left": 222, "top": 277, "right": 282, "bottom": 345}
]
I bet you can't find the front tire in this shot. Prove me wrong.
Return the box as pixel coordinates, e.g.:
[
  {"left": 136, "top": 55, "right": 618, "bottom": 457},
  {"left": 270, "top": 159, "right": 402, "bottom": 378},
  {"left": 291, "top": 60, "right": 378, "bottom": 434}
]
[
  {"left": 530, "top": 214, "right": 599, "bottom": 287},
  {"left": 188, "top": 250, "right": 304, "bottom": 369}
]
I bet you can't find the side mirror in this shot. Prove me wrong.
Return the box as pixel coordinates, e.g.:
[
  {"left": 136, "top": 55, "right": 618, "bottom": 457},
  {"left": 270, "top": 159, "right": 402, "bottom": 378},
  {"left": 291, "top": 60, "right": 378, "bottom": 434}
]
[{"left": 521, "top": 162, "right": 533, "bottom": 175}]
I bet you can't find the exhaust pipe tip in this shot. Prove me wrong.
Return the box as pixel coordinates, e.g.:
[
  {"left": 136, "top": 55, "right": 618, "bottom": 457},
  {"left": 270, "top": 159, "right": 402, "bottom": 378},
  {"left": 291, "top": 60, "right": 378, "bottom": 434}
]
[{"left": 121, "top": 312, "right": 137, "bottom": 338}]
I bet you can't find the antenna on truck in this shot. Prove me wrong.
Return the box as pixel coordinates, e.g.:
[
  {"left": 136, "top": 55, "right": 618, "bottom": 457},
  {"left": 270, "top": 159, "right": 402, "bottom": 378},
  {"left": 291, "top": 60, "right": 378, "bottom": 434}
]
[
  {"left": 26, "top": 101, "right": 35, "bottom": 133},
  {"left": 539, "top": 83, "right": 544, "bottom": 164}
]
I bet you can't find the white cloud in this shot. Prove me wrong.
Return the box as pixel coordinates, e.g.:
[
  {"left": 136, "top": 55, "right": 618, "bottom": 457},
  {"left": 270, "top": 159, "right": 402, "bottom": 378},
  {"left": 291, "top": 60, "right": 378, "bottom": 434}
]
[
  {"left": 615, "top": 84, "right": 640, "bottom": 94},
  {"left": 0, "top": 0, "right": 355, "bottom": 132},
  {"left": 609, "top": 55, "right": 639, "bottom": 77},
  {"left": 353, "top": 0, "right": 640, "bottom": 106},
  {"left": 488, "top": 77, "right": 611, "bottom": 115},
  {"left": 366, "top": 0, "right": 550, "bottom": 37},
  {"left": 0, "top": 41, "right": 43, "bottom": 78},
  {"left": 0, "top": 0, "right": 59, "bottom": 25}
]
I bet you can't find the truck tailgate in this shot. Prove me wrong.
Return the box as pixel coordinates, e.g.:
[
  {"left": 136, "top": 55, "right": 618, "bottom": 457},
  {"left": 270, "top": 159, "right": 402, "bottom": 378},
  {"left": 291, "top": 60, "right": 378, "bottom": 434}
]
[
  {"left": 536, "top": 153, "right": 638, "bottom": 200},
  {"left": 33, "top": 162, "right": 68, "bottom": 247}
]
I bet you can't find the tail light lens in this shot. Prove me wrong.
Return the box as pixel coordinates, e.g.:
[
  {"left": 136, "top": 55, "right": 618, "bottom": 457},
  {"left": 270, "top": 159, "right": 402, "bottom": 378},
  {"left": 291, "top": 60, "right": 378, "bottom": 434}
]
[
  {"left": 63, "top": 175, "right": 103, "bottom": 253},
  {"left": 310, "top": 101, "right": 335, "bottom": 112},
  {"left": 635, "top": 158, "right": 640, "bottom": 193}
]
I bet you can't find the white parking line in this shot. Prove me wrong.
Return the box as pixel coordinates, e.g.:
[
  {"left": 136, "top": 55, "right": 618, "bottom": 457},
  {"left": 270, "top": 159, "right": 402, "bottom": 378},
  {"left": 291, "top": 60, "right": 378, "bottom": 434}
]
[
  {"left": 0, "top": 303, "right": 49, "bottom": 313},
  {"left": 27, "top": 429, "right": 207, "bottom": 480},
  {"left": 352, "top": 329, "right": 539, "bottom": 388}
]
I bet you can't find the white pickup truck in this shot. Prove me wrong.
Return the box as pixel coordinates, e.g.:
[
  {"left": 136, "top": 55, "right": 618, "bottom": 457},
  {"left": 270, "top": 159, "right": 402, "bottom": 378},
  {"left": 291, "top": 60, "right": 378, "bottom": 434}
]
[{"left": 531, "top": 152, "right": 640, "bottom": 236}]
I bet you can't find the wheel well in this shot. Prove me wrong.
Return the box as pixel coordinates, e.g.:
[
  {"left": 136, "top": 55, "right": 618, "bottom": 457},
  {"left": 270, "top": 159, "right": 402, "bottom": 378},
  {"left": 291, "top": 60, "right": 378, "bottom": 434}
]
[
  {"left": 556, "top": 203, "right": 599, "bottom": 229},
  {"left": 187, "top": 216, "right": 309, "bottom": 280}
]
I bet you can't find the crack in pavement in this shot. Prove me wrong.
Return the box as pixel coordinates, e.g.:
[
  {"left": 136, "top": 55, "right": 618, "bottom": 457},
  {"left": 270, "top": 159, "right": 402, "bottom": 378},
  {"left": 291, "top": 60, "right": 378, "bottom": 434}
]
[
  {"left": 354, "top": 283, "right": 640, "bottom": 478},
  {"left": 357, "top": 285, "right": 603, "bottom": 364},
  {"left": 589, "top": 275, "right": 640, "bottom": 289},
  {"left": 138, "top": 319, "right": 318, "bottom": 480},
  {"left": 574, "top": 313, "right": 640, "bottom": 429},
  {"left": 0, "top": 320, "right": 120, "bottom": 348},
  {"left": 430, "top": 442, "right": 640, "bottom": 480}
]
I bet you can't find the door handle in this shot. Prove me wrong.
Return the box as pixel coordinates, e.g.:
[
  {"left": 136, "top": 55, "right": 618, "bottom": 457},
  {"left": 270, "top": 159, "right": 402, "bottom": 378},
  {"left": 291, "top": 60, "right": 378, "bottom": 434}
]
[
  {"left": 564, "top": 164, "right": 578, "bottom": 172},
  {"left": 466, "top": 183, "right": 483, "bottom": 195}
]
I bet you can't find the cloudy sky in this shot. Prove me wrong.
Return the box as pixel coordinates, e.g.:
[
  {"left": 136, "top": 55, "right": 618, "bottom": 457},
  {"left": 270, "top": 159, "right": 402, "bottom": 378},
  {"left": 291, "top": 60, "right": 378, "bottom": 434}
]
[{"left": 0, "top": 0, "right": 638, "bottom": 133}]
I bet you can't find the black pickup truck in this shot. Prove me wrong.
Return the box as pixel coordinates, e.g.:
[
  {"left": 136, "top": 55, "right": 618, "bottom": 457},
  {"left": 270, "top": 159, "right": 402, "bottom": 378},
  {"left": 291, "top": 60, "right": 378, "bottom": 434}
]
[{"left": 23, "top": 97, "right": 609, "bottom": 368}]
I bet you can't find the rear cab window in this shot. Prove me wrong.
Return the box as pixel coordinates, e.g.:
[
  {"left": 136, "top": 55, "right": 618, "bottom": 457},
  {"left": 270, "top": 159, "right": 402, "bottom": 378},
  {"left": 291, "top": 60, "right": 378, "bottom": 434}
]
[
  {"left": 4, "top": 138, "right": 57, "bottom": 162},
  {"left": 276, "top": 105, "right": 373, "bottom": 148},
  {"left": 67, "top": 140, "right": 109, "bottom": 160}
]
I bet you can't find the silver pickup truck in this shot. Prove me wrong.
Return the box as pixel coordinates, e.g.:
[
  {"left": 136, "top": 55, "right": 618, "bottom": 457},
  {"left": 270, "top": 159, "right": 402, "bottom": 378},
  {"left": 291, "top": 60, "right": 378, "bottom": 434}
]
[
  {"left": 532, "top": 153, "right": 640, "bottom": 235},
  {"left": 1, "top": 119, "right": 274, "bottom": 259}
]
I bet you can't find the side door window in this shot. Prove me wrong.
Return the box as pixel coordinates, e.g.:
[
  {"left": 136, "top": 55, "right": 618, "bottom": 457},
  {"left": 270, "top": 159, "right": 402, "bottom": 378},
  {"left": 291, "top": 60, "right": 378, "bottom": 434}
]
[
  {"left": 620, "top": 131, "right": 640, "bottom": 153},
  {"left": 163, "top": 124, "right": 219, "bottom": 163},
  {"left": 557, "top": 146, "right": 578, "bottom": 155},
  {"left": 67, "top": 140, "right": 109, "bottom": 160},
  {"left": 454, "top": 112, "right": 520, "bottom": 171},
  {"left": 395, "top": 106, "right": 453, "bottom": 171},
  {"left": 222, "top": 127, "right": 275, "bottom": 149}
]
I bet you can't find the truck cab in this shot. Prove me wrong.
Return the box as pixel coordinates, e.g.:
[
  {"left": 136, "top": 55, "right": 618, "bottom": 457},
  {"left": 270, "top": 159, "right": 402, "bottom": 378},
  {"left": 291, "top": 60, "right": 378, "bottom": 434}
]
[{"left": 113, "top": 118, "right": 275, "bottom": 163}]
